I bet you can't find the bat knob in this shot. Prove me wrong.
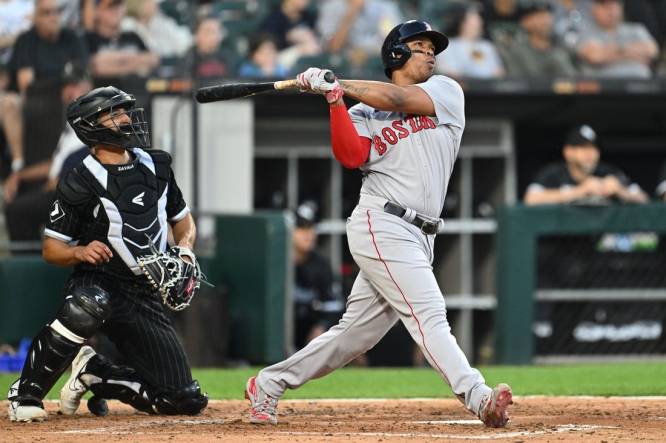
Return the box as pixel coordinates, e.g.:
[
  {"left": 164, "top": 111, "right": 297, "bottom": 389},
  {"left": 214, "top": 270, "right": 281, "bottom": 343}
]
[{"left": 324, "top": 71, "right": 336, "bottom": 83}]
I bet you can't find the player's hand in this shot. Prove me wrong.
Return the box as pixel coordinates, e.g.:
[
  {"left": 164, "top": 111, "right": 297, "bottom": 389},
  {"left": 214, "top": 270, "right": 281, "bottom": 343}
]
[
  {"left": 297, "top": 68, "right": 343, "bottom": 103},
  {"left": 74, "top": 241, "right": 113, "bottom": 265},
  {"left": 297, "top": 67, "right": 339, "bottom": 93}
]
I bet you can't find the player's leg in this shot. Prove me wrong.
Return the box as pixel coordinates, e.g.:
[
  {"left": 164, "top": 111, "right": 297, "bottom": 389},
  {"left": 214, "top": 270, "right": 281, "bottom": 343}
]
[
  {"left": 64, "top": 292, "right": 207, "bottom": 416},
  {"left": 247, "top": 271, "right": 399, "bottom": 423},
  {"left": 352, "top": 210, "right": 511, "bottom": 425},
  {"left": 7, "top": 283, "right": 111, "bottom": 422}
]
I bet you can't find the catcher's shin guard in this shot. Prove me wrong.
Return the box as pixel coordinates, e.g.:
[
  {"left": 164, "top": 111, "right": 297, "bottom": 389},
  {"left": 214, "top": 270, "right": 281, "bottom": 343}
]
[
  {"left": 81, "top": 355, "right": 207, "bottom": 415},
  {"left": 11, "top": 326, "right": 81, "bottom": 402},
  {"left": 82, "top": 354, "right": 154, "bottom": 414},
  {"left": 11, "top": 285, "right": 111, "bottom": 404}
]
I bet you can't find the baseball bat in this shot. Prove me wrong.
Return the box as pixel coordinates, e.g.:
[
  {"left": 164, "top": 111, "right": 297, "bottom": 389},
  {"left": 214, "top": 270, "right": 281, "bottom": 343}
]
[{"left": 195, "top": 71, "right": 336, "bottom": 103}]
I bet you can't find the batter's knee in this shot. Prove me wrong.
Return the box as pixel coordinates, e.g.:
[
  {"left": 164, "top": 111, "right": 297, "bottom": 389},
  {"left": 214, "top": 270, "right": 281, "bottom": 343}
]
[
  {"left": 50, "top": 286, "right": 111, "bottom": 342},
  {"left": 153, "top": 380, "right": 208, "bottom": 415}
]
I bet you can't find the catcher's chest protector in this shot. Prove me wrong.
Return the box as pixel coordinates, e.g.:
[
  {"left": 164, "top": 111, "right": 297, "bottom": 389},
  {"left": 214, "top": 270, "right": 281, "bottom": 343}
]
[{"left": 79, "top": 148, "right": 170, "bottom": 276}]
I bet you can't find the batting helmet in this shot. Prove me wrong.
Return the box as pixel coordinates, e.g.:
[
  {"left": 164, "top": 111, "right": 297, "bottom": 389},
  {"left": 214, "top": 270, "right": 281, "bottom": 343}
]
[
  {"left": 67, "top": 86, "right": 150, "bottom": 149},
  {"left": 381, "top": 20, "right": 449, "bottom": 79}
]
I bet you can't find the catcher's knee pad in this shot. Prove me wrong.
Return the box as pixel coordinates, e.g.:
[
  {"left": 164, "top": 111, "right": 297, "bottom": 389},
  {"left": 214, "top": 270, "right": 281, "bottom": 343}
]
[
  {"left": 153, "top": 380, "right": 208, "bottom": 415},
  {"left": 50, "top": 285, "right": 111, "bottom": 342}
]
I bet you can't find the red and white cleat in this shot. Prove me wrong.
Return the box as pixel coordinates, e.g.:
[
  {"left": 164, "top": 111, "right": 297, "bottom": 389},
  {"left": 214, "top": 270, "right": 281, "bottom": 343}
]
[
  {"left": 479, "top": 383, "right": 513, "bottom": 428},
  {"left": 245, "top": 376, "right": 278, "bottom": 425}
]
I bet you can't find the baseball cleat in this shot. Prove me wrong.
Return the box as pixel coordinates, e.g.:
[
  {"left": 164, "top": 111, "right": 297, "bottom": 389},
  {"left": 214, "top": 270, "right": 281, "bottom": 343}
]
[
  {"left": 245, "top": 376, "right": 278, "bottom": 425},
  {"left": 59, "top": 345, "right": 96, "bottom": 415},
  {"left": 7, "top": 381, "right": 47, "bottom": 422},
  {"left": 8, "top": 401, "right": 48, "bottom": 422},
  {"left": 479, "top": 383, "right": 513, "bottom": 428}
]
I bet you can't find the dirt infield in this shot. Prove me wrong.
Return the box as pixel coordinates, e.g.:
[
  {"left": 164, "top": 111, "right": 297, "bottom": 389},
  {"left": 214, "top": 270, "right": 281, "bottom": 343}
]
[{"left": 2, "top": 397, "right": 666, "bottom": 442}]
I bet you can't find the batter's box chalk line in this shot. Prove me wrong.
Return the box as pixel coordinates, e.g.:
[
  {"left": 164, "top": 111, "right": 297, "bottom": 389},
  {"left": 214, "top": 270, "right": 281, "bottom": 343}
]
[
  {"left": 53, "top": 418, "right": 227, "bottom": 435},
  {"left": 275, "top": 424, "right": 619, "bottom": 440}
]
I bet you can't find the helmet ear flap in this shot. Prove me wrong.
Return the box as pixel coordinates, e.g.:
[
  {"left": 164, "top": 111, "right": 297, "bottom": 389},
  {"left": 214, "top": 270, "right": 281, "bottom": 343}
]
[{"left": 384, "top": 42, "right": 412, "bottom": 78}]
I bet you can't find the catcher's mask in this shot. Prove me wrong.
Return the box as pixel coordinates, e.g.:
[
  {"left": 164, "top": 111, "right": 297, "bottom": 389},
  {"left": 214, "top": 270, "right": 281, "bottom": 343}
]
[{"left": 67, "top": 86, "right": 150, "bottom": 149}]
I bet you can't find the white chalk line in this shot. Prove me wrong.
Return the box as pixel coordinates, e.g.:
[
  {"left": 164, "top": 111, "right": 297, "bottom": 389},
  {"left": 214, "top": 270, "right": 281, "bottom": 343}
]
[
  {"left": 51, "top": 419, "right": 618, "bottom": 439},
  {"left": 54, "top": 418, "right": 227, "bottom": 434},
  {"left": 274, "top": 424, "right": 619, "bottom": 440}
]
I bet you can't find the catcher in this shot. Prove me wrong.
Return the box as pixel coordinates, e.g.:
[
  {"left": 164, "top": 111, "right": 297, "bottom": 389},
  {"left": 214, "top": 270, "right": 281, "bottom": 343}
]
[{"left": 7, "top": 86, "right": 208, "bottom": 422}]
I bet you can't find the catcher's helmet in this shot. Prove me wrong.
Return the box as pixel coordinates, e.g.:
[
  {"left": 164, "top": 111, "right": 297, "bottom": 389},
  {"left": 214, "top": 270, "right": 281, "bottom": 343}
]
[
  {"left": 381, "top": 20, "right": 449, "bottom": 79},
  {"left": 67, "top": 86, "right": 150, "bottom": 149}
]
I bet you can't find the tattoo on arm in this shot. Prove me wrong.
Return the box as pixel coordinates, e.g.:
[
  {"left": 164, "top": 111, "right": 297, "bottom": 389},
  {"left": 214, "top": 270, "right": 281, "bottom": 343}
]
[{"left": 341, "top": 81, "right": 369, "bottom": 98}]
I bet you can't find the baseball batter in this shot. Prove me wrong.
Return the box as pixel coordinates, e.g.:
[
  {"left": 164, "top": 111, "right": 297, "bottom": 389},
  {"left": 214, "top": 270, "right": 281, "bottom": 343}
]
[{"left": 246, "top": 20, "right": 513, "bottom": 428}]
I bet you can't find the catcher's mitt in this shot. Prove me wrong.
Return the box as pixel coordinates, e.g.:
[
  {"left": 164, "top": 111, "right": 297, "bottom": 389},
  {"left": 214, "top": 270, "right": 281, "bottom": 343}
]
[{"left": 137, "top": 245, "right": 211, "bottom": 311}]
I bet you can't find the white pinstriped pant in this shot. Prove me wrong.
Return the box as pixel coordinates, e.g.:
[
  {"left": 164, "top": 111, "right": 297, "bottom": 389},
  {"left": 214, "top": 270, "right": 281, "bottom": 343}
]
[{"left": 258, "top": 194, "right": 492, "bottom": 415}]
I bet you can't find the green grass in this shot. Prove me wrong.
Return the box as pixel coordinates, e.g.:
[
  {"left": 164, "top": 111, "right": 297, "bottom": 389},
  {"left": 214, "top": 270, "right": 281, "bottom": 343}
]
[{"left": 2, "top": 363, "right": 666, "bottom": 400}]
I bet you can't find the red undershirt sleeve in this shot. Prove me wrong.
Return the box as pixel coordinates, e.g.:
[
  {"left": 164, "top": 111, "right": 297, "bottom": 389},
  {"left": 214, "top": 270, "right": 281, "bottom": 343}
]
[{"left": 329, "top": 103, "right": 371, "bottom": 169}]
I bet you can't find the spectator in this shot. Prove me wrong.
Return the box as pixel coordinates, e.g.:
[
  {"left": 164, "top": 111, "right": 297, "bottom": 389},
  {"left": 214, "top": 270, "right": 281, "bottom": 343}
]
[
  {"left": 121, "top": 0, "right": 192, "bottom": 58},
  {"left": 85, "top": 0, "right": 159, "bottom": 83},
  {"left": 0, "top": 0, "right": 34, "bottom": 65},
  {"left": 2, "top": 0, "right": 87, "bottom": 195},
  {"left": 576, "top": 0, "right": 658, "bottom": 78},
  {"left": 496, "top": 0, "right": 576, "bottom": 77},
  {"left": 551, "top": 0, "right": 593, "bottom": 50},
  {"left": 290, "top": 202, "right": 344, "bottom": 350},
  {"left": 436, "top": 2, "right": 504, "bottom": 79},
  {"left": 5, "top": 63, "right": 92, "bottom": 248},
  {"left": 317, "top": 0, "right": 403, "bottom": 69},
  {"left": 181, "top": 17, "right": 235, "bottom": 78},
  {"left": 623, "top": 0, "right": 666, "bottom": 48},
  {"left": 261, "top": 0, "right": 321, "bottom": 70},
  {"left": 481, "top": 0, "right": 521, "bottom": 39},
  {"left": 239, "top": 34, "right": 289, "bottom": 78},
  {"left": 524, "top": 124, "right": 648, "bottom": 205}
]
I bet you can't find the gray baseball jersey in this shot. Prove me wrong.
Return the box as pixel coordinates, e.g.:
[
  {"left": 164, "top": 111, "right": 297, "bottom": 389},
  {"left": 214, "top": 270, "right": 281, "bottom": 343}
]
[
  {"left": 350, "top": 75, "right": 465, "bottom": 218},
  {"left": 257, "top": 74, "right": 494, "bottom": 419}
]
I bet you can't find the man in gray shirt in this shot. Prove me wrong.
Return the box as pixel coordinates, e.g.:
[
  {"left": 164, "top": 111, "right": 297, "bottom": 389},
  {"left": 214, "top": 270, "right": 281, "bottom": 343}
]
[
  {"left": 577, "top": 0, "right": 658, "bottom": 78},
  {"left": 496, "top": 0, "right": 577, "bottom": 77}
]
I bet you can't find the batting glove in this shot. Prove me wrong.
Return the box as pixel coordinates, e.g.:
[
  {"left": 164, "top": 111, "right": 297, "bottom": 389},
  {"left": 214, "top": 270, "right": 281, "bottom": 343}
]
[
  {"left": 324, "top": 85, "right": 344, "bottom": 104},
  {"left": 297, "top": 67, "right": 339, "bottom": 93}
]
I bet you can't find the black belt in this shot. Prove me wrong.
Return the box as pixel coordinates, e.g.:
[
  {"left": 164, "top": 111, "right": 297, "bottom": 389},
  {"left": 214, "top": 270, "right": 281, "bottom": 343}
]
[{"left": 383, "top": 202, "right": 440, "bottom": 235}]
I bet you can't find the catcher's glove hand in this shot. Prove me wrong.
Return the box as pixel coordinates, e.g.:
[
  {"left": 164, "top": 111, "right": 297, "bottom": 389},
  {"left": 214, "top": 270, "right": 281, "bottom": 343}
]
[{"left": 137, "top": 245, "right": 211, "bottom": 311}]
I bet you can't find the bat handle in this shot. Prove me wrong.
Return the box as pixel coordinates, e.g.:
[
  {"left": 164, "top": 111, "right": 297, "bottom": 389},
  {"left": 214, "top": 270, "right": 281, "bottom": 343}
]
[
  {"left": 274, "top": 79, "right": 299, "bottom": 90},
  {"left": 274, "top": 71, "right": 337, "bottom": 91}
]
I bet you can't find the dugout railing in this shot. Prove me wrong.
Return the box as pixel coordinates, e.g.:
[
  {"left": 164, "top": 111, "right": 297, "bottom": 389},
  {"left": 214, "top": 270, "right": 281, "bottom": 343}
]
[{"left": 496, "top": 203, "right": 666, "bottom": 364}]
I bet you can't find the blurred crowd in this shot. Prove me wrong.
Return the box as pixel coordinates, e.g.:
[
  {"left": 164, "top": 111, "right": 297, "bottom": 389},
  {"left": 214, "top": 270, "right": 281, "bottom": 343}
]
[{"left": 0, "top": 0, "right": 666, "bottom": 250}]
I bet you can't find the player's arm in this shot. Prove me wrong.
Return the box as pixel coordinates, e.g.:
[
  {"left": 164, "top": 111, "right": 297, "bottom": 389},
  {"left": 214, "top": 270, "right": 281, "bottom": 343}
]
[
  {"left": 524, "top": 187, "right": 587, "bottom": 205},
  {"left": 171, "top": 212, "right": 196, "bottom": 250},
  {"left": 298, "top": 68, "right": 436, "bottom": 116},
  {"left": 328, "top": 102, "right": 371, "bottom": 169},
  {"left": 43, "top": 237, "right": 112, "bottom": 266},
  {"left": 339, "top": 80, "right": 436, "bottom": 117},
  {"left": 16, "top": 67, "right": 34, "bottom": 94}
]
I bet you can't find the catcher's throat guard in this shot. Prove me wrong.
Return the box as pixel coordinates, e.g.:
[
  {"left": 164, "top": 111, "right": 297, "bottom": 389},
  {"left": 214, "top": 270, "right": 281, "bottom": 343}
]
[{"left": 137, "top": 242, "right": 212, "bottom": 311}]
